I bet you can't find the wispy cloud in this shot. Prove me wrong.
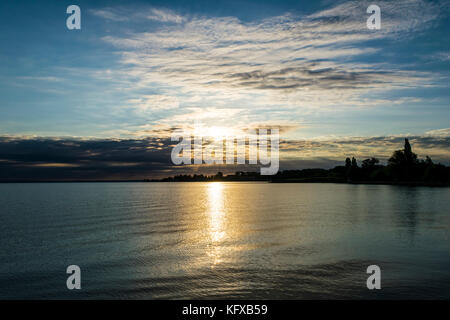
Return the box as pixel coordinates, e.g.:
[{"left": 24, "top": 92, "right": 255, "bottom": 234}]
[
  {"left": 425, "top": 128, "right": 450, "bottom": 137},
  {"left": 126, "top": 95, "right": 180, "bottom": 112},
  {"left": 90, "top": 8, "right": 130, "bottom": 21},
  {"left": 9, "top": 1, "right": 447, "bottom": 142},
  {"left": 90, "top": 7, "right": 185, "bottom": 23},
  {"left": 96, "top": 0, "right": 445, "bottom": 137},
  {"left": 281, "top": 134, "right": 450, "bottom": 163},
  {"left": 147, "top": 8, "right": 185, "bottom": 23}
]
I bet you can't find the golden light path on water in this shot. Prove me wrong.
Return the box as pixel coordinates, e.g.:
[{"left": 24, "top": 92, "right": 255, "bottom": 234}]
[{"left": 206, "top": 182, "right": 227, "bottom": 266}]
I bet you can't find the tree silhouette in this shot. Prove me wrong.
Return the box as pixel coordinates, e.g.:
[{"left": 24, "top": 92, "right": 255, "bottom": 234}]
[
  {"left": 343, "top": 157, "right": 360, "bottom": 181},
  {"left": 345, "top": 157, "right": 351, "bottom": 168},
  {"left": 404, "top": 138, "right": 418, "bottom": 165},
  {"left": 388, "top": 138, "right": 418, "bottom": 167},
  {"left": 388, "top": 138, "right": 420, "bottom": 180},
  {"left": 362, "top": 157, "right": 379, "bottom": 168},
  {"left": 345, "top": 157, "right": 352, "bottom": 181}
]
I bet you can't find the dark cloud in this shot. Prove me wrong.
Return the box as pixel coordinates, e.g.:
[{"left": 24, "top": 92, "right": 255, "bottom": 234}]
[
  {"left": 226, "top": 66, "right": 395, "bottom": 91},
  {"left": 0, "top": 137, "right": 174, "bottom": 181},
  {"left": 0, "top": 136, "right": 269, "bottom": 181},
  {"left": 280, "top": 135, "right": 450, "bottom": 166},
  {"left": 0, "top": 134, "right": 448, "bottom": 181}
]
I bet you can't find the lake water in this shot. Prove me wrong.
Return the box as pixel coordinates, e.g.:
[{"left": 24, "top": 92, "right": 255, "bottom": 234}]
[{"left": 0, "top": 182, "right": 449, "bottom": 299}]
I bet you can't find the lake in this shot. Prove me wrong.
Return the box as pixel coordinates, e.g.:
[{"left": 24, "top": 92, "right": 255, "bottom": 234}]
[{"left": 0, "top": 182, "right": 449, "bottom": 299}]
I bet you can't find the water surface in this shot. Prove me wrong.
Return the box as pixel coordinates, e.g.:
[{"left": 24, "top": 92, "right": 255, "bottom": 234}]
[{"left": 0, "top": 182, "right": 449, "bottom": 299}]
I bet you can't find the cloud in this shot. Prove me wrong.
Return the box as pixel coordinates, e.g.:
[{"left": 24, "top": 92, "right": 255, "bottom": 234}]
[
  {"left": 98, "top": 0, "right": 443, "bottom": 127},
  {"left": 16, "top": 76, "right": 61, "bottom": 82},
  {"left": 281, "top": 135, "right": 450, "bottom": 164},
  {"left": 90, "top": 8, "right": 130, "bottom": 21},
  {"left": 0, "top": 136, "right": 174, "bottom": 180},
  {"left": 425, "top": 128, "right": 450, "bottom": 137},
  {"left": 308, "top": 0, "right": 442, "bottom": 34},
  {"left": 0, "top": 132, "right": 448, "bottom": 180},
  {"left": 147, "top": 8, "right": 185, "bottom": 23},
  {"left": 90, "top": 7, "right": 185, "bottom": 23},
  {"left": 11, "top": 1, "right": 447, "bottom": 141},
  {"left": 126, "top": 95, "right": 180, "bottom": 112}
]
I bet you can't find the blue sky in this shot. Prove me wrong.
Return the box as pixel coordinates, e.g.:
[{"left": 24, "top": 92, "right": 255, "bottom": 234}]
[{"left": 0, "top": 0, "right": 449, "bottom": 169}]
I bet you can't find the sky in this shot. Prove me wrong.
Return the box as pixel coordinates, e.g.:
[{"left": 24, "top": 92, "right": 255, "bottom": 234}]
[{"left": 0, "top": 0, "right": 449, "bottom": 179}]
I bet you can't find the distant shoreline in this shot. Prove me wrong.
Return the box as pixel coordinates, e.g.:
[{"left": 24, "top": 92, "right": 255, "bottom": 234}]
[
  {"left": 0, "top": 179, "right": 448, "bottom": 187},
  {"left": 0, "top": 180, "right": 146, "bottom": 183},
  {"left": 270, "top": 179, "right": 450, "bottom": 187}
]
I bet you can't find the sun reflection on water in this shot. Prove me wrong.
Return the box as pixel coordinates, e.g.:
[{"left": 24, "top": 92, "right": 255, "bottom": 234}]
[
  {"left": 208, "top": 182, "right": 225, "bottom": 242},
  {"left": 207, "top": 182, "right": 227, "bottom": 265}
]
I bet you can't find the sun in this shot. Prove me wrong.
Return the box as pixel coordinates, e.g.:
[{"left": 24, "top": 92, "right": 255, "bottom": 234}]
[{"left": 197, "top": 126, "right": 235, "bottom": 141}]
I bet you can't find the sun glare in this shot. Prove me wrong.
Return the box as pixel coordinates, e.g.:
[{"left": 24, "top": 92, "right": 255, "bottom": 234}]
[{"left": 194, "top": 125, "right": 236, "bottom": 141}]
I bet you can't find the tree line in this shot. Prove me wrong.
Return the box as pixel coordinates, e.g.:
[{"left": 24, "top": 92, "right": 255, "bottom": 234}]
[
  {"left": 273, "top": 138, "right": 449, "bottom": 185},
  {"left": 149, "top": 139, "right": 449, "bottom": 186}
]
